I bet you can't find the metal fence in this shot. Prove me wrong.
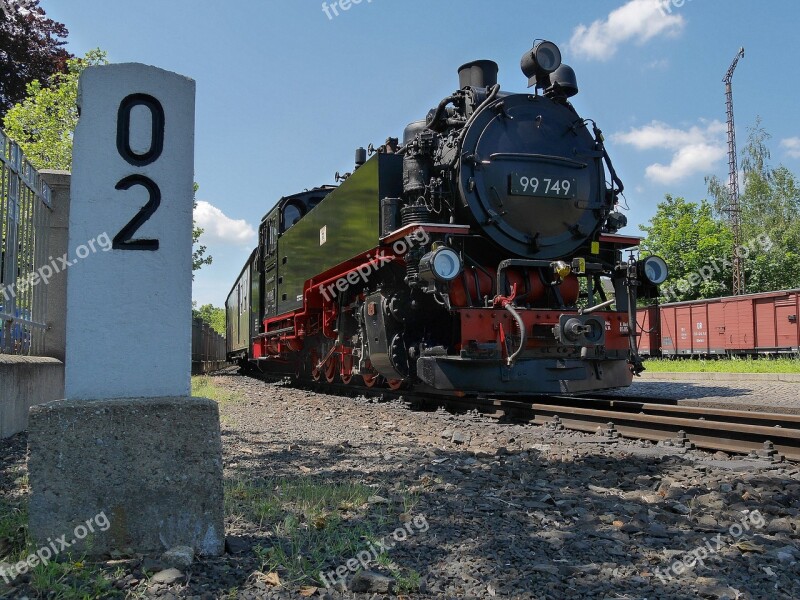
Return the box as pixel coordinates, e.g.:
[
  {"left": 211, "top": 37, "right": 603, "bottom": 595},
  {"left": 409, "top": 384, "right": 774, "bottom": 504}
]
[
  {"left": 192, "top": 318, "right": 227, "bottom": 374},
  {"left": 0, "top": 130, "right": 52, "bottom": 356}
]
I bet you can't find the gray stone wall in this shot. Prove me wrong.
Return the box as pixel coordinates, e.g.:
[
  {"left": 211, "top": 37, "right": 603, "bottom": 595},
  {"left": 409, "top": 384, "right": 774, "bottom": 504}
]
[{"left": 0, "top": 355, "right": 64, "bottom": 438}]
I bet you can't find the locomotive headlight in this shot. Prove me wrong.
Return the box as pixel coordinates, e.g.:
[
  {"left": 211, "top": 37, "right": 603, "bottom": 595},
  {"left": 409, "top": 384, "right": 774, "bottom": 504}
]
[
  {"left": 521, "top": 40, "right": 563, "bottom": 87},
  {"left": 638, "top": 256, "right": 669, "bottom": 286},
  {"left": 533, "top": 41, "right": 562, "bottom": 73},
  {"left": 419, "top": 247, "right": 463, "bottom": 286}
]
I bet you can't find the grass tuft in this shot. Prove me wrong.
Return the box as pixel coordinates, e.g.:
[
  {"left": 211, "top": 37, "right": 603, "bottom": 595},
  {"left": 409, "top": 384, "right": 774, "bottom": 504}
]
[
  {"left": 225, "top": 477, "right": 415, "bottom": 587},
  {"left": 27, "top": 558, "right": 117, "bottom": 600},
  {"left": 0, "top": 499, "right": 118, "bottom": 599},
  {"left": 644, "top": 356, "right": 800, "bottom": 374},
  {"left": 0, "top": 501, "right": 28, "bottom": 562},
  {"left": 192, "top": 375, "right": 244, "bottom": 405}
]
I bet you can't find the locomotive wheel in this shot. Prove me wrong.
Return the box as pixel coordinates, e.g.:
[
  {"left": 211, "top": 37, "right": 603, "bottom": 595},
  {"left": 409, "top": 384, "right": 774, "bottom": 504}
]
[
  {"left": 387, "top": 378, "right": 405, "bottom": 391},
  {"left": 362, "top": 373, "right": 379, "bottom": 388},
  {"left": 341, "top": 354, "right": 354, "bottom": 385},
  {"left": 324, "top": 355, "right": 339, "bottom": 384}
]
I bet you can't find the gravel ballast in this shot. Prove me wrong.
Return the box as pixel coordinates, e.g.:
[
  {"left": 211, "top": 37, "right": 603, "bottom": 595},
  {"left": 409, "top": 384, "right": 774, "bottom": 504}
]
[{"left": 1, "top": 372, "right": 799, "bottom": 599}]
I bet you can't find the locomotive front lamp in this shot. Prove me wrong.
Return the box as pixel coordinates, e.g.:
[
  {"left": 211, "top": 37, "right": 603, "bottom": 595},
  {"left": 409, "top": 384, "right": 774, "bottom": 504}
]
[
  {"left": 639, "top": 256, "right": 669, "bottom": 286},
  {"left": 420, "top": 247, "right": 463, "bottom": 283},
  {"left": 521, "top": 40, "right": 562, "bottom": 87}
]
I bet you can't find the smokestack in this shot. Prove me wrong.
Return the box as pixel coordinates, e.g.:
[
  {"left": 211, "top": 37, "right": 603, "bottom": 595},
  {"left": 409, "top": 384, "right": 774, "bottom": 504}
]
[
  {"left": 458, "top": 60, "right": 499, "bottom": 89},
  {"left": 355, "top": 147, "right": 367, "bottom": 168}
]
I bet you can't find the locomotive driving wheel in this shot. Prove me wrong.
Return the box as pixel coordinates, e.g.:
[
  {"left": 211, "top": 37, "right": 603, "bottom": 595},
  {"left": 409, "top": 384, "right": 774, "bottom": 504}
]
[
  {"left": 360, "top": 360, "right": 380, "bottom": 388},
  {"left": 362, "top": 374, "right": 379, "bottom": 388},
  {"left": 340, "top": 353, "right": 354, "bottom": 385},
  {"left": 324, "top": 355, "right": 338, "bottom": 384},
  {"left": 387, "top": 378, "right": 405, "bottom": 391}
]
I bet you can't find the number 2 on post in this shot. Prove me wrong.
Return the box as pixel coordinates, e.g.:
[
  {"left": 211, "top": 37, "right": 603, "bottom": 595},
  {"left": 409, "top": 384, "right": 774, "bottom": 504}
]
[
  {"left": 113, "top": 93, "right": 165, "bottom": 251},
  {"left": 113, "top": 175, "right": 161, "bottom": 250}
]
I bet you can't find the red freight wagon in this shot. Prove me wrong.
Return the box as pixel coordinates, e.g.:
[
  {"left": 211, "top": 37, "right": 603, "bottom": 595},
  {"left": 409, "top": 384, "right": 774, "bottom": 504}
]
[
  {"left": 637, "top": 289, "right": 800, "bottom": 357},
  {"left": 636, "top": 305, "right": 660, "bottom": 356}
]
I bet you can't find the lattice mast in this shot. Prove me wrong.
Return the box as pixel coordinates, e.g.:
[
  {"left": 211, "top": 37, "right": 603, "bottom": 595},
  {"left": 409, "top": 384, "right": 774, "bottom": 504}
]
[{"left": 724, "top": 47, "right": 745, "bottom": 295}]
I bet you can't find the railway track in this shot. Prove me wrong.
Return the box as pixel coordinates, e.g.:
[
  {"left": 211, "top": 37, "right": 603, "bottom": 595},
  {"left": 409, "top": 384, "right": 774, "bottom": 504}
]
[
  {"left": 442, "top": 394, "right": 800, "bottom": 462},
  {"left": 234, "top": 368, "right": 800, "bottom": 462}
]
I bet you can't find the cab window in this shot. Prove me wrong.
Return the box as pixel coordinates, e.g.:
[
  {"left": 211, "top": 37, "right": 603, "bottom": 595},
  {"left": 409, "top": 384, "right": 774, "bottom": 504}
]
[{"left": 282, "top": 203, "right": 303, "bottom": 231}]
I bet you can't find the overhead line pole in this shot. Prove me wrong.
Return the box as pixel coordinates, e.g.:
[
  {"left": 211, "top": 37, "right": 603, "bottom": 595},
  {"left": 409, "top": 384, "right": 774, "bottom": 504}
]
[{"left": 724, "top": 47, "right": 745, "bottom": 296}]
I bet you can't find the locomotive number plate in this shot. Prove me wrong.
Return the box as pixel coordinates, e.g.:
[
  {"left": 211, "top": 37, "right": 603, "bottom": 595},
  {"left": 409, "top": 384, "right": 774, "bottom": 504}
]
[{"left": 510, "top": 173, "right": 577, "bottom": 199}]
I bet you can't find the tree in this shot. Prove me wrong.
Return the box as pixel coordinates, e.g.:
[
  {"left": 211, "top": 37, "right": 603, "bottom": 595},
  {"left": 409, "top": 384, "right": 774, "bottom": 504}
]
[
  {"left": 192, "top": 303, "right": 225, "bottom": 335},
  {"left": 4, "top": 50, "right": 214, "bottom": 274},
  {"left": 193, "top": 184, "right": 212, "bottom": 275},
  {"left": 639, "top": 195, "right": 733, "bottom": 302},
  {"left": 706, "top": 118, "right": 800, "bottom": 293},
  {"left": 4, "top": 49, "right": 107, "bottom": 169},
  {"left": 0, "top": 0, "right": 72, "bottom": 119}
]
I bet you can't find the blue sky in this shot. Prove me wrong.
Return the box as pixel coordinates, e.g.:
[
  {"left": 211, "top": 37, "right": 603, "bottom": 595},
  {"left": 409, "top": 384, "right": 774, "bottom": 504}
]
[{"left": 45, "top": 0, "right": 800, "bottom": 307}]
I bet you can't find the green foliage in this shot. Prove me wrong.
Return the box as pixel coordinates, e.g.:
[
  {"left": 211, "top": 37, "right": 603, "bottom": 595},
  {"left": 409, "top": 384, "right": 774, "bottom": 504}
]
[
  {"left": 704, "top": 118, "right": 800, "bottom": 294},
  {"left": 0, "top": 0, "right": 71, "bottom": 119},
  {"left": 193, "top": 303, "right": 225, "bottom": 334},
  {"left": 3, "top": 49, "right": 107, "bottom": 170},
  {"left": 192, "top": 183, "right": 213, "bottom": 274},
  {"left": 642, "top": 119, "right": 800, "bottom": 302},
  {"left": 639, "top": 195, "right": 733, "bottom": 302}
]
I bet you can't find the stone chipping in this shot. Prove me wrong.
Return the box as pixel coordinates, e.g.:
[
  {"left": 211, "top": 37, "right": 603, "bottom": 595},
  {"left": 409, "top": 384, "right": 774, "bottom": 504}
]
[{"left": 1, "top": 372, "right": 799, "bottom": 599}]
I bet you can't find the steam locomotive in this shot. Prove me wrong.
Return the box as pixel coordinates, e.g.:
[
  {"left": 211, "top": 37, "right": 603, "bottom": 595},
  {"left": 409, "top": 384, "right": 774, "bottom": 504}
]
[{"left": 226, "top": 40, "right": 667, "bottom": 395}]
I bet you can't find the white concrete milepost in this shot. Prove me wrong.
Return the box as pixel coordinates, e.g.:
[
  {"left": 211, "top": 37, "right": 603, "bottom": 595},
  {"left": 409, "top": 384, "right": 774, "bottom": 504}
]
[
  {"left": 66, "top": 64, "right": 195, "bottom": 399},
  {"left": 28, "top": 64, "right": 225, "bottom": 557}
]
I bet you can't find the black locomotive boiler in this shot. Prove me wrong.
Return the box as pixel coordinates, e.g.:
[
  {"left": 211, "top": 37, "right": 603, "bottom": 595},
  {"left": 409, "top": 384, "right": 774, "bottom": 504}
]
[{"left": 227, "top": 40, "right": 667, "bottom": 395}]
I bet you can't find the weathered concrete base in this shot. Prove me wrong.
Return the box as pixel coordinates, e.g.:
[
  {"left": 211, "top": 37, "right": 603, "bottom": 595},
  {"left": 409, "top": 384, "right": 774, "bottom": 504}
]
[
  {"left": 0, "top": 356, "right": 64, "bottom": 438},
  {"left": 28, "top": 397, "right": 224, "bottom": 556}
]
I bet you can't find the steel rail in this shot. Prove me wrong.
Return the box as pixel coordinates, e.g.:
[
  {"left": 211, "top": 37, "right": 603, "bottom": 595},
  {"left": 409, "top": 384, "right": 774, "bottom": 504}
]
[{"left": 446, "top": 395, "right": 800, "bottom": 462}]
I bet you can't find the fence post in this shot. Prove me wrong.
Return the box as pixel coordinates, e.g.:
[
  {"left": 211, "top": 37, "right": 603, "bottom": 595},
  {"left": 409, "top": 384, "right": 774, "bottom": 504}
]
[{"left": 38, "top": 171, "right": 70, "bottom": 361}]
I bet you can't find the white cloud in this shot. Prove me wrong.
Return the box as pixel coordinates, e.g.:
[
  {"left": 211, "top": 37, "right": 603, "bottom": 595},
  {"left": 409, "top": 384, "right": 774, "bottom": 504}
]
[
  {"left": 781, "top": 137, "right": 800, "bottom": 158},
  {"left": 194, "top": 201, "right": 256, "bottom": 246},
  {"left": 569, "top": 0, "right": 685, "bottom": 61},
  {"left": 613, "top": 120, "right": 727, "bottom": 184},
  {"left": 645, "top": 144, "right": 726, "bottom": 184}
]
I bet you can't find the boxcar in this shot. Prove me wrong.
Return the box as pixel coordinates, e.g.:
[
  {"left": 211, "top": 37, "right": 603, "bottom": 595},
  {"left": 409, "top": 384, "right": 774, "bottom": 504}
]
[{"left": 638, "top": 289, "right": 800, "bottom": 357}]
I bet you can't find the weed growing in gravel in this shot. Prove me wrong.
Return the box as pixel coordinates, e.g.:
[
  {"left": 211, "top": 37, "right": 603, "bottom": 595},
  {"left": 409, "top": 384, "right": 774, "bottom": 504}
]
[
  {"left": 399, "top": 490, "right": 419, "bottom": 515},
  {"left": 226, "top": 477, "right": 412, "bottom": 587},
  {"left": 0, "top": 500, "right": 27, "bottom": 559},
  {"left": 223, "top": 586, "right": 239, "bottom": 599},
  {"left": 192, "top": 376, "right": 245, "bottom": 404},
  {"left": 26, "top": 558, "right": 117, "bottom": 599},
  {"left": 394, "top": 568, "right": 422, "bottom": 593},
  {"left": 1, "top": 500, "right": 119, "bottom": 598},
  {"left": 374, "top": 551, "right": 422, "bottom": 593}
]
